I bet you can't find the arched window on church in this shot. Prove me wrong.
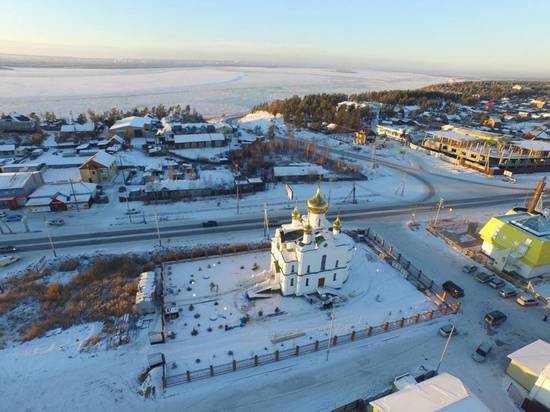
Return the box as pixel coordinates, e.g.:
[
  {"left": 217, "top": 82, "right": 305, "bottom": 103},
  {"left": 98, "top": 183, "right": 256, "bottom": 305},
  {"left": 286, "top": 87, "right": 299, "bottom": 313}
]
[
  {"left": 335, "top": 260, "right": 339, "bottom": 268},
  {"left": 307, "top": 265, "right": 310, "bottom": 273},
  {"left": 291, "top": 264, "right": 295, "bottom": 273},
  {"left": 305, "top": 278, "right": 309, "bottom": 287},
  {"left": 333, "top": 273, "right": 337, "bottom": 281},
  {"left": 321, "top": 255, "right": 327, "bottom": 271},
  {"left": 290, "top": 278, "right": 294, "bottom": 287}
]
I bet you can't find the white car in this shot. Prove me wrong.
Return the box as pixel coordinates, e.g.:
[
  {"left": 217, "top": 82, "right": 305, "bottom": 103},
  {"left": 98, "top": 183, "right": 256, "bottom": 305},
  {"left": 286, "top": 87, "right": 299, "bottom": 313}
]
[
  {"left": 125, "top": 208, "right": 140, "bottom": 215},
  {"left": 0, "top": 255, "right": 21, "bottom": 267},
  {"left": 46, "top": 219, "right": 65, "bottom": 226}
]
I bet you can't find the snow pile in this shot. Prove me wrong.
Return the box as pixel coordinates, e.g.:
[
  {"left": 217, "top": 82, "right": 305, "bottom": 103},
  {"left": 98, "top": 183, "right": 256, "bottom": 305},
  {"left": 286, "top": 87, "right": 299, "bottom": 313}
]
[{"left": 238, "top": 111, "right": 284, "bottom": 134}]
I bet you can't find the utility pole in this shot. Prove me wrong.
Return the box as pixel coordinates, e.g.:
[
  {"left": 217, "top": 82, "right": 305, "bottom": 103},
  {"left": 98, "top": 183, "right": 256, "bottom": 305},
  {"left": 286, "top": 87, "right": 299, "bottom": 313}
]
[
  {"left": 43, "top": 217, "right": 57, "bottom": 258},
  {"left": 69, "top": 179, "right": 79, "bottom": 212},
  {"left": 153, "top": 207, "right": 162, "bottom": 248},
  {"left": 263, "top": 203, "right": 269, "bottom": 241},
  {"left": 325, "top": 305, "right": 335, "bottom": 361},
  {"left": 371, "top": 141, "right": 376, "bottom": 170},
  {"left": 352, "top": 181, "right": 357, "bottom": 204},
  {"left": 236, "top": 179, "right": 240, "bottom": 215},
  {"left": 433, "top": 197, "right": 445, "bottom": 228},
  {"left": 436, "top": 324, "right": 455, "bottom": 373}
]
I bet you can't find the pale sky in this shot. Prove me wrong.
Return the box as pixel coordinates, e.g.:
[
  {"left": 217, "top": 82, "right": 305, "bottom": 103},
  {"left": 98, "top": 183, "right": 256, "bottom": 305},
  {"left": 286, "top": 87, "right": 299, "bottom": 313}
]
[{"left": 1, "top": 0, "right": 549, "bottom": 77}]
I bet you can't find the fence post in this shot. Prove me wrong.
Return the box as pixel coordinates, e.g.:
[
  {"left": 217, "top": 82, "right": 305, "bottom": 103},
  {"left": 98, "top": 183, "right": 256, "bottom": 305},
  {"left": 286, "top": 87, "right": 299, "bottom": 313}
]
[
  {"left": 351, "top": 330, "right": 356, "bottom": 341},
  {"left": 383, "top": 322, "right": 389, "bottom": 331},
  {"left": 368, "top": 326, "right": 373, "bottom": 336},
  {"left": 232, "top": 359, "right": 237, "bottom": 371},
  {"left": 315, "top": 340, "right": 319, "bottom": 351},
  {"left": 275, "top": 350, "right": 279, "bottom": 361},
  {"left": 400, "top": 318, "right": 405, "bottom": 327},
  {"left": 453, "top": 302, "right": 461, "bottom": 313},
  {"left": 295, "top": 345, "right": 300, "bottom": 356},
  {"left": 210, "top": 365, "right": 214, "bottom": 377},
  {"left": 254, "top": 354, "right": 258, "bottom": 366},
  {"left": 186, "top": 370, "right": 191, "bottom": 382}
]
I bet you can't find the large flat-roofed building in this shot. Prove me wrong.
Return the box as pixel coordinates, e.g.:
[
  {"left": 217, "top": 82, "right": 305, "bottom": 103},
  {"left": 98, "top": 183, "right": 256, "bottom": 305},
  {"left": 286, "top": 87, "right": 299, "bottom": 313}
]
[
  {"left": 479, "top": 209, "right": 550, "bottom": 279},
  {"left": 369, "top": 373, "right": 490, "bottom": 412},
  {"left": 0, "top": 171, "right": 45, "bottom": 209},
  {"left": 422, "top": 126, "right": 550, "bottom": 174},
  {"left": 376, "top": 124, "right": 410, "bottom": 143},
  {"left": 110, "top": 116, "right": 154, "bottom": 138},
  {"left": 0, "top": 113, "right": 36, "bottom": 132},
  {"left": 172, "top": 133, "right": 227, "bottom": 149}
]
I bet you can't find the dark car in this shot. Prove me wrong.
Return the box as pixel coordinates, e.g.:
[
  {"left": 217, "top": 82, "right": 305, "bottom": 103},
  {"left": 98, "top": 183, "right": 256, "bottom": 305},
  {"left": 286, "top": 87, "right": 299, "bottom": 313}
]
[
  {"left": 442, "top": 281, "right": 464, "bottom": 298},
  {"left": 0, "top": 245, "right": 17, "bottom": 253},
  {"left": 202, "top": 220, "right": 218, "bottom": 228},
  {"left": 484, "top": 310, "right": 507, "bottom": 327},
  {"left": 5, "top": 214, "right": 22, "bottom": 222},
  {"left": 439, "top": 324, "right": 458, "bottom": 337}
]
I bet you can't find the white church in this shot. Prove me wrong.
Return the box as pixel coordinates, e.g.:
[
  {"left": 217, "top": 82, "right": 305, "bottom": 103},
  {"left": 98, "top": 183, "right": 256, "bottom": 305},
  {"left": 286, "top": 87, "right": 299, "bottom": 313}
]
[{"left": 270, "top": 186, "right": 356, "bottom": 296}]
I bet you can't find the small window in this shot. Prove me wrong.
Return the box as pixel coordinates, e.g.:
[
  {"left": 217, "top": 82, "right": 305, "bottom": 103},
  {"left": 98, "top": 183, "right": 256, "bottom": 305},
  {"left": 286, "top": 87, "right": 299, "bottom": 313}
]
[
  {"left": 307, "top": 265, "right": 310, "bottom": 273},
  {"left": 291, "top": 265, "right": 294, "bottom": 273},
  {"left": 305, "top": 278, "right": 309, "bottom": 287},
  {"left": 290, "top": 278, "right": 294, "bottom": 287},
  {"left": 335, "top": 260, "right": 339, "bottom": 268},
  {"left": 333, "top": 273, "right": 337, "bottom": 281}
]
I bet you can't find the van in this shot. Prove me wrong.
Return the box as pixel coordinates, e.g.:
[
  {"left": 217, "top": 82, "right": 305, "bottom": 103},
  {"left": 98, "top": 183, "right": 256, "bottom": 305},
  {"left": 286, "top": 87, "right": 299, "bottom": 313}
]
[
  {"left": 484, "top": 310, "right": 507, "bottom": 326},
  {"left": 472, "top": 342, "right": 493, "bottom": 362},
  {"left": 442, "top": 281, "right": 464, "bottom": 298}
]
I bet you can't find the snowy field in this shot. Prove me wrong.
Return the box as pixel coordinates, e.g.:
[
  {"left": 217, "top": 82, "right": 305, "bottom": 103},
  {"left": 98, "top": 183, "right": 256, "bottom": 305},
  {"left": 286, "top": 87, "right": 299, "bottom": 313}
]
[
  {"left": 160, "top": 245, "right": 433, "bottom": 371},
  {"left": 0, "top": 66, "right": 452, "bottom": 116}
]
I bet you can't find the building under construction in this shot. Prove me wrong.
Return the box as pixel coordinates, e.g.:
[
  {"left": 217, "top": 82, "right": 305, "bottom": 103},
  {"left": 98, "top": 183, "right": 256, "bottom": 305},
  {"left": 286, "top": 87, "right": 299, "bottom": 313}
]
[
  {"left": 479, "top": 178, "right": 549, "bottom": 279},
  {"left": 422, "top": 127, "right": 550, "bottom": 175}
]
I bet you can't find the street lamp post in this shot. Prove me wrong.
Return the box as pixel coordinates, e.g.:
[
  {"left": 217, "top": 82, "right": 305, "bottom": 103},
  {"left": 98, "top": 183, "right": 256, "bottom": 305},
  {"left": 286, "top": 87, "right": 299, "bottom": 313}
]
[{"left": 43, "top": 217, "right": 57, "bottom": 258}]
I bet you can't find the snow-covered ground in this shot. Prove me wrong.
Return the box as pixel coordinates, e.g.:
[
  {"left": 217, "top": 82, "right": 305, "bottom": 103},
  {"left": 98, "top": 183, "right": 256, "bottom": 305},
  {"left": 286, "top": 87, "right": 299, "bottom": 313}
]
[
  {"left": 0, "top": 66, "right": 452, "bottom": 117},
  {"left": 160, "top": 245, "right": 433, "bottom": 371}
]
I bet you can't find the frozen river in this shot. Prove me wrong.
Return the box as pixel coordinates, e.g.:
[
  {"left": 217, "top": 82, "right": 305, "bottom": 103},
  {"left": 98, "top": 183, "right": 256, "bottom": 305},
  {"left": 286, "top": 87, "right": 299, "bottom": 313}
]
[{"left": 0, "top": 65, "right": 451, "bottom": 117}]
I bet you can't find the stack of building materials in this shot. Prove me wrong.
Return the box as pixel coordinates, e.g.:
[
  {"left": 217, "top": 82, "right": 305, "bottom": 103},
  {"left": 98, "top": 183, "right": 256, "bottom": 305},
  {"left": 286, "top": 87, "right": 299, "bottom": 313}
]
[{"left": 135, "top": 271, "right": 156, "bottom": 315}]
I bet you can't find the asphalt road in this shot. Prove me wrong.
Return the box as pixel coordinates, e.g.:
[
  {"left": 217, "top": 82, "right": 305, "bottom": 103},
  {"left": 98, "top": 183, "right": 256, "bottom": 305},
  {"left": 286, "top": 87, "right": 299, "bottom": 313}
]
[{"left": 1, "top": 192, "right": 536, "bottom": 252}]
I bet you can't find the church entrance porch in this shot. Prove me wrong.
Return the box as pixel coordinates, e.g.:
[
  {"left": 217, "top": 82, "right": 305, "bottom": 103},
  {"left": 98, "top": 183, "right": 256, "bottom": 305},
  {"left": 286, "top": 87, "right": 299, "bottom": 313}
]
[{"left": 317, "top": 277, "right": 325, "bottom": 287}]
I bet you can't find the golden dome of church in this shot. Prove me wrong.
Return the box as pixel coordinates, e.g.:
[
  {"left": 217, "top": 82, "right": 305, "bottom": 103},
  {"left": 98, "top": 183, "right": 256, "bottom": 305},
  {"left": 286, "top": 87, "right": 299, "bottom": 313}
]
[{"left": 307, "top": 186, "right": 329, "bottom": 214}]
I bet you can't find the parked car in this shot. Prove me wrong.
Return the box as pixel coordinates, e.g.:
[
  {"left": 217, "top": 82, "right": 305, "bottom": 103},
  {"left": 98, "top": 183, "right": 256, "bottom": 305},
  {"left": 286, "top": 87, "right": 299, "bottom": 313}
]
[
  {"left": 472, "top": 342, "right": 493, "bottom": 362},
  {"left": 499, "top": 287, "right": 517, "bottom": 298},
  {"left": 462, "top": 264, "right": 478, "bottom": 274},
  {"left": 5, "top": 214, "right": 22, "bottom": 222},
  {"left": 0, "top": 255, "right": 20, "bottom": 267},
  {"left": 439, "top": 324, "right": 458, "bottom": 337},
  {"left": 202, "top": 220, "right": 218, "bottom": 228},
  {"left": 484, "top": 310, "right": 507, "bottom": 326},
  {"left": 118, "top": 186, "right": 127, "bottom": 193},
  {"left": 488, "top": 278, "right": 505, "bottom": 289},
  {"left": 0, "top": 245, "right": 17, "bottom": 253},
  {"left": 0, "top": 211, "right": 7, "bottom": 218},
  {"left": 125, "top": 208, "right": 140, "bottom": 215},
  {"left": 476, "top": 272, "right": 494, "bottom": 284},
  {"left": 516, "top": 295, "right": 539, "bottom": 306},
  {"left": 46, "top": 219, "right": 65, "bottom": 226},
  {"left": 442, "top": 281, "right": 464, "bottom": 298}
]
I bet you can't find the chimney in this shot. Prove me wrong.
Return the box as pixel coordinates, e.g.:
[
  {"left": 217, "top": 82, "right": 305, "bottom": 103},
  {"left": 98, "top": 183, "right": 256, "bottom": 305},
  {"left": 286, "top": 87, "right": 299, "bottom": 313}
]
[{"left": 527, "top": 177, "right": 546, "bottom": 214}]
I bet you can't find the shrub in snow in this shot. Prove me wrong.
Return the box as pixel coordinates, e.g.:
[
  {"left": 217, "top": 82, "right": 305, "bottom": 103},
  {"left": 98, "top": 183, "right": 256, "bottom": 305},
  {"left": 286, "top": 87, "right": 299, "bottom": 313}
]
[
  {"left": 195, "top": 358, "right": 201, "bottom": 364},
  {"left": 186, "top": 287, "right": 192, "bottom": 291},
  {"left": 194, "top": 313, "right": 200, "bottom": 319},
  {"left": 258, "top": 310, "right": 263, "bottom": 317},
  {"left": 207, "top": 327, "right": 212, "bottom": 332},
  {"left": 191, "top": 328, "right": 199, "bottom": 336},
  {"left": 189, "top": 304, "right": 194, "bottom": 311},
  {"left": 214, "top": 301, "right": 219, "bottom": 306},
  {"left": 227, "top": 350, "right": 233, "bottom": 356},
  {"left": 274, "top": 307, "right": 280, "bottom": 313}
]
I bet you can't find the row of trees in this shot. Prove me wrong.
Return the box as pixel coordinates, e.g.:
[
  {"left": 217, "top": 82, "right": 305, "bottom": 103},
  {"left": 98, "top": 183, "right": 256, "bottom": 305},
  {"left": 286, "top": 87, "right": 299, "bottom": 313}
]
[
  {"left": 41, "top": 104, "right": 205, "bottom": 127},
  {"left": 253, "top": 93, "right": 369, "bottom": 131},
  {"left": 422, "top": 80, "right": 550, "bottom": 101}
]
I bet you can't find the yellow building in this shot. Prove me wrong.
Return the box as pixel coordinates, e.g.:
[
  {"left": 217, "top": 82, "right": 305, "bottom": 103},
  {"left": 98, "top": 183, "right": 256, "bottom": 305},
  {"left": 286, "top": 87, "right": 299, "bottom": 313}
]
[
  {"left": 79, "top": 151, "right": 117, "bottom": 183},
  {"left": 506, "top": 339, "right": 550, "bottom": 410},
  {"left": 479, "top": 209, "right": 550, "bottom": 279}
]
